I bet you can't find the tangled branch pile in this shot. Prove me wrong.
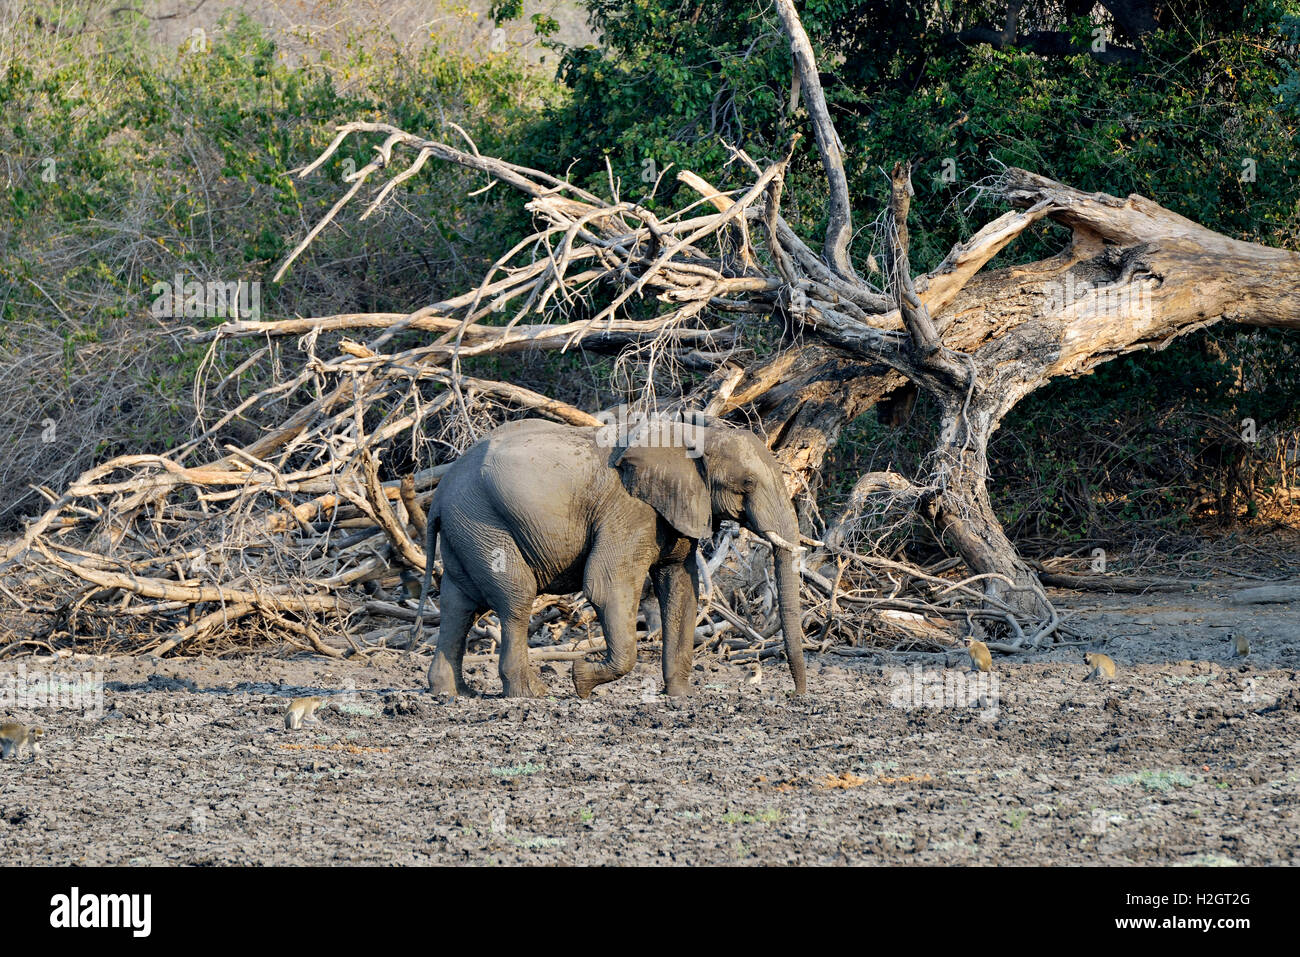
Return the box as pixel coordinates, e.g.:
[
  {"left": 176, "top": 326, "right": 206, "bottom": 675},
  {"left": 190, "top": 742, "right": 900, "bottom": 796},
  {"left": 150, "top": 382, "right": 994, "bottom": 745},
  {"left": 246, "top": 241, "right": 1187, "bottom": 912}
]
[
  {"left": 0, "top": 116, "right": 1048, "bottom": 661},
  {"left": 0, "top": 120, "right": 967, "bottom": 662}
]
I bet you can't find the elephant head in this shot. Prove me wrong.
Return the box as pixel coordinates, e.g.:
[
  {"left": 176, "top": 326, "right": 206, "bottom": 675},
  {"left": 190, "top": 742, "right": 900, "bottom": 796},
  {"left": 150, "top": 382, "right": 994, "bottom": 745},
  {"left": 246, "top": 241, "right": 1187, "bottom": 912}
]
[{"left": 612, "top": 421, "right": 807, "bottom": 693}]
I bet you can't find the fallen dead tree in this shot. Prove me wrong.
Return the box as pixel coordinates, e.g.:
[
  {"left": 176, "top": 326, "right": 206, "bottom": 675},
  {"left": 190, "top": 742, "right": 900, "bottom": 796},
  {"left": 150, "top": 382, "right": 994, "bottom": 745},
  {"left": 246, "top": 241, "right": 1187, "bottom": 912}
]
[{"left": 1, "top": 1, "right": 1296, "bottom": 665}]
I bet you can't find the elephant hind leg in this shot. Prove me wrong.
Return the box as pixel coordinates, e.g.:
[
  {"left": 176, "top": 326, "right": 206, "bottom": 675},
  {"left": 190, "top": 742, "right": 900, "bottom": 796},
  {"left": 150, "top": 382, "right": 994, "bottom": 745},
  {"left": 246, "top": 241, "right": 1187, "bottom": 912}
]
[
  {"left": 428, "top": 577, "right": 479, "bottom": 698},
  {"left": 498, "top": 608, "right": 546, "bottom": 698}
]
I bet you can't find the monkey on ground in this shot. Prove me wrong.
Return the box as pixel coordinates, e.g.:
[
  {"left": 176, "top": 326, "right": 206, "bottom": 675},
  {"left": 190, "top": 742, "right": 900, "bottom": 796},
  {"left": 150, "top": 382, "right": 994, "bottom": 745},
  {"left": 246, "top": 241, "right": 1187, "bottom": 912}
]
[
  {"left": 0, "top": 722, "right": 43, "bottom": 760},
  {"left": 399, "top": 569, "right": 424, "bottom": 602},
  {"left": 284, "top": 696, "right": 327, "bottom": 731},
  {"left": 1228, "top": 633, "right": 1250, "bottom": 658},
  {"left": 964, "top": 638, "right": 992, "bottom": 673},
  {"left": 1083, "top": 653, "right": 1116, "bottom": 681}
]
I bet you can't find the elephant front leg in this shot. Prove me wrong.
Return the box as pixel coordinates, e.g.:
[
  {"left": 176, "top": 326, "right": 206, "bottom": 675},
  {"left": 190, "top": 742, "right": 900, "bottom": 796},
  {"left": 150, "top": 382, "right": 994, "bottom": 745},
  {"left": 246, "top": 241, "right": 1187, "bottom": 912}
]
[
  {"left": 573, "top": 578, "right": 639, "bottom": 699},
  {"left": 652, "top": 559, "right": 698, "bottom": 697}
]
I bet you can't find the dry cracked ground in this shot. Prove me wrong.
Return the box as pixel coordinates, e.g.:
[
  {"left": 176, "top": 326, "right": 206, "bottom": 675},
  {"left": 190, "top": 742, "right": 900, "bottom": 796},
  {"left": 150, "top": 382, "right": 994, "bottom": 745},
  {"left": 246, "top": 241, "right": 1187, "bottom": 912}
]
[{"left": 1, "top": 581, "right": 1298, "bottom": 865}]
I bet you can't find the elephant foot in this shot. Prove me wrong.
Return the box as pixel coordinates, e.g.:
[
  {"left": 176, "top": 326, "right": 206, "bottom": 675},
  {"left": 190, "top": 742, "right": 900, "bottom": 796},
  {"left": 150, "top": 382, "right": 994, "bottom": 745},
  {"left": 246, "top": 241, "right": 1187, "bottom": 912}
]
[
  {"left": 572, "top": 659, "right": 604, "bottom": 699},
  {"left": 428, "top": 663, "right": 478, "bottom": 698},
  {"left": 664, "top": 678, "right": 692, "bottom": 697},
  {"left": 501, "top": 671, "right": 546, "bottom": 698}
]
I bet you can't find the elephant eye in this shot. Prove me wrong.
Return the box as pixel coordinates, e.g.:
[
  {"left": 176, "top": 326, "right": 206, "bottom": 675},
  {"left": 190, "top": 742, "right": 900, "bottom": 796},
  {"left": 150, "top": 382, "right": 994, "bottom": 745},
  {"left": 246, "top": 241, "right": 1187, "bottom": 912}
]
[{"left": 741, "top": 477, "right": 757, "bottom": 494}]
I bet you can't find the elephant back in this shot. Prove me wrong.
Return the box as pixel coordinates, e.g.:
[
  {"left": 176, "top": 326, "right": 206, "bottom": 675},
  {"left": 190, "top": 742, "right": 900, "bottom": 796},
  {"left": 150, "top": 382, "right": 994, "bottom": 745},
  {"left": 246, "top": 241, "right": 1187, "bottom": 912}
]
[{"left": 441, "top": 419, "right": 618, "bottom": 528}]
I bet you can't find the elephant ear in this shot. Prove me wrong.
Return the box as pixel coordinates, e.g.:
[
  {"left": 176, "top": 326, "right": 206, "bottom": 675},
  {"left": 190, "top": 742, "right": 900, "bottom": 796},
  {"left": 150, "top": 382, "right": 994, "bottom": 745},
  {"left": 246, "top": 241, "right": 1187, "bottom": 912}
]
[{"left": 613, "top": 443, "right": 711, "bottom": 539}]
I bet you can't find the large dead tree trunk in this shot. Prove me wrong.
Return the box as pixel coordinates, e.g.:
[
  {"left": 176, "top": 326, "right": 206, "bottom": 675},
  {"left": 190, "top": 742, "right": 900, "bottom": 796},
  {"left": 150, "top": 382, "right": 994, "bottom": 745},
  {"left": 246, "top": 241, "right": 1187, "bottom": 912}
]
[
  {"left": 776, "top": 162, "right": 1299, "bottom": 629},
  {"left": 747, "top": 3, "right": 1297, "bottom": 639}
]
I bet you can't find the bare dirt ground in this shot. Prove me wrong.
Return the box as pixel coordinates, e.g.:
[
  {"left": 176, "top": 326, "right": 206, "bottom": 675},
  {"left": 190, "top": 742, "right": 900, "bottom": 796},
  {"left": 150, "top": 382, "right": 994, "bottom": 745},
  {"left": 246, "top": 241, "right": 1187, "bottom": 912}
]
[{"left": 2, "top": 575, "right": 1299, "bottom": 865}]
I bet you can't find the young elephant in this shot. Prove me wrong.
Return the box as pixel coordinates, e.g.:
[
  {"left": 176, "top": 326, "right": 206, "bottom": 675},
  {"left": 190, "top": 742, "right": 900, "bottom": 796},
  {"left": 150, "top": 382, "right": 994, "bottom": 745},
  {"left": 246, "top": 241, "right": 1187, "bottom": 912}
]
[{"left": 412, "top": 417, "right": 806, "bottom": 698}]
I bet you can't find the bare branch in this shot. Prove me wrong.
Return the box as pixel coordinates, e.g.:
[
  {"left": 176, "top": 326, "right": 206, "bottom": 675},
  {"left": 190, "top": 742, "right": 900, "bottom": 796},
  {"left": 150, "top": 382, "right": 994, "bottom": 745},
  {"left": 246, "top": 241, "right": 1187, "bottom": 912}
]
[{"left": 773, "top": 0, "right": 857, "bottom": 281}]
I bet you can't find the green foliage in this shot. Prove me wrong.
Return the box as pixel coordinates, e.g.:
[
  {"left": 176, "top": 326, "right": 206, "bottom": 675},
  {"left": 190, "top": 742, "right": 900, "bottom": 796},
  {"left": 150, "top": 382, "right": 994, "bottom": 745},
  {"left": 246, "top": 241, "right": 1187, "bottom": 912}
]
[
  {"left": 0, "top": 1, "right": 561, "bottom": 529},
  {"left": 991, "top": 328, "right": 1300, "bottom": 541},
  {"left": 1274, "top": 15, "right": 1300, "bottom": 114},
  {"left": 528, "top": 0, "right": 1299, "bottom": 266}
]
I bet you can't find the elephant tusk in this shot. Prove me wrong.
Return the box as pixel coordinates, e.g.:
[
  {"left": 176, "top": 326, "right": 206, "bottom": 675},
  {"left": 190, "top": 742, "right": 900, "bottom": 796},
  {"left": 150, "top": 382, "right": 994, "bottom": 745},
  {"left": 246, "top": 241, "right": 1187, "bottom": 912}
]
[
  {"left": 763, "top": 530, "right": 804, "bottom": 553},
  {"left": 694, "top": 548, "right": 713, "bottom": 601}
]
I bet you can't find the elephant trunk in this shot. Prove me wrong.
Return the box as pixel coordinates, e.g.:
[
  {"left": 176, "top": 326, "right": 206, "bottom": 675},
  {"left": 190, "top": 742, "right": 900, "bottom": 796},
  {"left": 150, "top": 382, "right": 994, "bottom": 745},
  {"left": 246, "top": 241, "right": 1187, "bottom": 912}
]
[{"left": 769, "top": 538, "right": 807, "bottom": 694}]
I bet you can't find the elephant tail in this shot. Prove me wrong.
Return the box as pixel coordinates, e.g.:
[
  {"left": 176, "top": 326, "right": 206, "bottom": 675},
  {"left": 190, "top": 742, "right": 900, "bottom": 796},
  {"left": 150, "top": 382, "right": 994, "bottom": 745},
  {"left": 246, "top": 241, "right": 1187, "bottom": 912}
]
[{"left": 410, "top": 510, "right": 440, "bottom": 654}]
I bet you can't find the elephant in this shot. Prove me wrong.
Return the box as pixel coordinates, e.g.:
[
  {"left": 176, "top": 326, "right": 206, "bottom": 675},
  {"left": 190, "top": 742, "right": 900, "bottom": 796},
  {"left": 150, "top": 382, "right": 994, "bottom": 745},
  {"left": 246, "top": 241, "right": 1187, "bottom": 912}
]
[{"left": 412, "top": 416, "right": 807, "bottom": 698}]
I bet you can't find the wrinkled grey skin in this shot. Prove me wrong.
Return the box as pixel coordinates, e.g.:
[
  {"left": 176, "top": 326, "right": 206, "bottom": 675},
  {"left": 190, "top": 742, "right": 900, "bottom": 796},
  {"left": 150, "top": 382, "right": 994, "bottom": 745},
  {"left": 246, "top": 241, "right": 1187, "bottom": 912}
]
[{"left": 412, "top": 418, "right": 806, "bottom": 698}]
